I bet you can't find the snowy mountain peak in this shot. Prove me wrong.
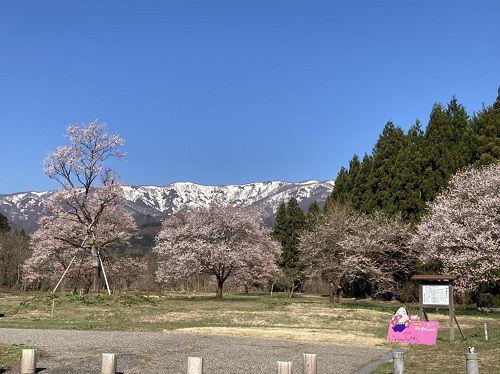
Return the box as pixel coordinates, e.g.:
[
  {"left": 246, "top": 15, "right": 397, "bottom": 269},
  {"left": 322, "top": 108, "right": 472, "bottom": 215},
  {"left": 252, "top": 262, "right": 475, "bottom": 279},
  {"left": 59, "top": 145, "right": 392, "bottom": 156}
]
[{"left": 1, "top": 180, "right": 334, "bottom": 232}]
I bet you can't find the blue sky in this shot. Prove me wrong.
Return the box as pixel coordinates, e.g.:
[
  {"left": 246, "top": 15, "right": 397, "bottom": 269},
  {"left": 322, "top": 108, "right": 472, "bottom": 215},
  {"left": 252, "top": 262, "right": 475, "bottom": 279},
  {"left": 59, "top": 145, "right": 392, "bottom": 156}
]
[{"left": 1, "top": 1, "right": 499, "bottom": 194}]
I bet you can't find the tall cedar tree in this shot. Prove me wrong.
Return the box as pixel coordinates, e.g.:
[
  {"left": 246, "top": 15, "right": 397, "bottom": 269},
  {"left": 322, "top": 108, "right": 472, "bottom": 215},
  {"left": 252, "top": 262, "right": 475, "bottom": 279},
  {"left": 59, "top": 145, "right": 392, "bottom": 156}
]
[
  {"left": 353, "top": 154, "right": 375, "bottom": 212},
  {"left": 280, "top": 198, "right": 305, "bottom": 270},
  {"left": 471, "top": 88, "right": 500, "bottom": 166},
  {"left": 420, "top": 98, "right": 472, "bottom": 202},
  {"left": 328, "top": 166, "right": 350, "bottom": 205},
  {"left": 305, "top": 201, "right": 321, "bottom": 231},
  {"left": 392, "top": 121, "right": 426, "bottom": 221},
  {"left": 271, "top": 202, "right": 288, "bottom": 245},
  {"left": 369, "top": 122, "right": 406, "bottom": 215}
]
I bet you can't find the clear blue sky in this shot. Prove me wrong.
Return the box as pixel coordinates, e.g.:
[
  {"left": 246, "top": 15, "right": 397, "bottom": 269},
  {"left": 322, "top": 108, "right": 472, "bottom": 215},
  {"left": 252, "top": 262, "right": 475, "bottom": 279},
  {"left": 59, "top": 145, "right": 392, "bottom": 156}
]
[{"left": 1, "top": 1, "right": 499, "bottom": 194}]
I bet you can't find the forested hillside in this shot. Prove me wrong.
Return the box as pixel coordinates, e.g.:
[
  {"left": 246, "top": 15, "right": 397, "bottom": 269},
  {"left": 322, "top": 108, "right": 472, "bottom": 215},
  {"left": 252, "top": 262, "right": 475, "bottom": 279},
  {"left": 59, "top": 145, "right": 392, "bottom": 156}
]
[{"left": 328, "top": 89, "right": 500, "bottom": 221}]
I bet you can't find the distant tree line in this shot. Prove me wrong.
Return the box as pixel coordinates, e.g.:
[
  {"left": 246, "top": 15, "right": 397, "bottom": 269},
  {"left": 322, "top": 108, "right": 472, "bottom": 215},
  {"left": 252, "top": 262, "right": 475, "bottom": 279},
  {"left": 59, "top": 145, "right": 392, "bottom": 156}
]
[{"left": 0, "top": 212, "right": 31, "bottom": 289}]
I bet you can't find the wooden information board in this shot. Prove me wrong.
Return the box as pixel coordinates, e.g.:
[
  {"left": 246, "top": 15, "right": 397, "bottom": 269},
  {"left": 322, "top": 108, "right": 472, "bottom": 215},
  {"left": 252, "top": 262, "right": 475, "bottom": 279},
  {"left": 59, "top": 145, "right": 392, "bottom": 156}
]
[
  {"left": 411, "top": 274, "right": 460, "bottom": 342},
  {"left": 422, "top": 285, "right": 449, "bottom": 306}
]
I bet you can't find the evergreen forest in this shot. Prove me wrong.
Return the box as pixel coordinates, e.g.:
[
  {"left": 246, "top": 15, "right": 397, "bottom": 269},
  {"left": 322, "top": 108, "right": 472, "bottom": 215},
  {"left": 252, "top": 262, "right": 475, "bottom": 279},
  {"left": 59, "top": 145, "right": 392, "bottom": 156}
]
[{"left": 327, "top": 89, "right": 500, "bottom": 222}]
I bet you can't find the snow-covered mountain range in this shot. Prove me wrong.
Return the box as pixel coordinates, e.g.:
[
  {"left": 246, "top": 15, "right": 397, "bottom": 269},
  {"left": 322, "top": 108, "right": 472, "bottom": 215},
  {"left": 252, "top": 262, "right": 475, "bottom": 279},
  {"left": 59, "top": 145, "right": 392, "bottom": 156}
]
[{"left": 0, "top": 180, "right": 334, "bottom": 233}]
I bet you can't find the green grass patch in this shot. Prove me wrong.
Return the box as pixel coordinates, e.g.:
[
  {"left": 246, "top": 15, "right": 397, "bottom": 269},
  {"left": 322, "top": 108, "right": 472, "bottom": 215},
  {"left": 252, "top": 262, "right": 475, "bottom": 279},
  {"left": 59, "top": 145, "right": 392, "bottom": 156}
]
[{"left": 0, "top": 343, "right": 28, "bottom": 370}]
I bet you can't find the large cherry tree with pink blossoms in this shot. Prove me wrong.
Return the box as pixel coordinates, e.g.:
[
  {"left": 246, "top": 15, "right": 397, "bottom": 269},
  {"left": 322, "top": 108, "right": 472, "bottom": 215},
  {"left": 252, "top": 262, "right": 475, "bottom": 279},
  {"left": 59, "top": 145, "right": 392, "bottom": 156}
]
[
  {"left": 300, "top": 203, "right": 415, "bottom": 302},
  {"left": 23, "top": 121, "right": 136, "bottom": 292},
  {"left": 154, "top": 205, "right": 281, "bottom": 298},
  {"left": 412, "top": 162, "right": 500, "bottom": 294}
]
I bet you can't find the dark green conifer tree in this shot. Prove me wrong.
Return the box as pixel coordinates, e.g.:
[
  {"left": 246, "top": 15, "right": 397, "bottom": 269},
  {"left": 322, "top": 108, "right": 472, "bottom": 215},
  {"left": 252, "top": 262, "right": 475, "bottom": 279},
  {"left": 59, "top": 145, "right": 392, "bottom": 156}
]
[
  {"left": 471, "top": 87, "right": 500, "bottom": 166},
  {"left": 280, "top": 197, "right": 305, "bottom": 270},
  {"left": 305, "top": 200, "right": 321, "bottom": 231},
  {"left": 272, "top": 202, "right": 288, "bottom": 244},
  {"left": 369, "top": 121, "right": 406, "bottom": 214},
  {"left": 272, "top": 198, "right": 307, "bottom": 293},
  {"left": 328, "top": 166, "right": 350, "bottom": 205},
  {"left": 392, "top": 120, "right": 426, "bottom": 221},
  {"left": 421, "top": 98, "right": 472, "bottom": 201},
  {"left": 351, "top": 154, "right": 374, "bottom": 212}
]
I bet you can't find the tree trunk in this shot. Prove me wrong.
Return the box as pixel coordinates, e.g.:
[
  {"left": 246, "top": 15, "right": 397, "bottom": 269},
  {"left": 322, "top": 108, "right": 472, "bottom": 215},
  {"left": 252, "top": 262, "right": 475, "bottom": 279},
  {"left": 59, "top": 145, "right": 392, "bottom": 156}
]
[
  {"left": 244, "top": 284, "right": 249, "bottom": 295},
  {"left": 216, "top": 278, "right": 224, "bottom": 298},
  {"left": 91, "top": 245, "right": 100, "bottom": 293},
  {"left": 329, "top": 281, "right": 342, "bottom": 303}
]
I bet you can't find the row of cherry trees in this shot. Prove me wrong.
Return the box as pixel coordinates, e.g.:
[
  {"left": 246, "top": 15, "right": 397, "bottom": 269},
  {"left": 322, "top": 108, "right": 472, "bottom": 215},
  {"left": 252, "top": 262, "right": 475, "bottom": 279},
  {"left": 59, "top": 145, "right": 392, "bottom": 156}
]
[
  {"left": 21, "top": 122, "right": 280, "bottom": 297},
  {"left": 299, "top": 162, "right": 499, "bottom": 301},
  {"left": 19, "top": 121, "right": 499, "bottom": 300}
]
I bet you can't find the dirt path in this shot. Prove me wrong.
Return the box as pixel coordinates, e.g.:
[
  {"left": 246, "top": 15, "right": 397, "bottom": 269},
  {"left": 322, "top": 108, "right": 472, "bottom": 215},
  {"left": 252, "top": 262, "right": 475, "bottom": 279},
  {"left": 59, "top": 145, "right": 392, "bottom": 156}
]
[{"left": 0, "top": 328, "right": 386, "bottom": 373}]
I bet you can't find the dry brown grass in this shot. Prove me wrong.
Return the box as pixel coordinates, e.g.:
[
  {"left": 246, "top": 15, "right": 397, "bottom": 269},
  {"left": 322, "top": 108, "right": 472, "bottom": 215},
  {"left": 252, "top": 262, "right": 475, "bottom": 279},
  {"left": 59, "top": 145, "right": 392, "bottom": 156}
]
[{"left": 1, "top": 292, "right": 499, "bottom": 372}]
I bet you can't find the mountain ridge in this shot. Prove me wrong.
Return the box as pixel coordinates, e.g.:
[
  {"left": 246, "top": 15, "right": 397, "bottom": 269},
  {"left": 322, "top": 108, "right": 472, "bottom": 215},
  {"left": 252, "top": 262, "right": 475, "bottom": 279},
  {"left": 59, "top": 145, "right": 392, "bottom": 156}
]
[{"left": 0, "top": 180, "right": 334, "bottom": 233}]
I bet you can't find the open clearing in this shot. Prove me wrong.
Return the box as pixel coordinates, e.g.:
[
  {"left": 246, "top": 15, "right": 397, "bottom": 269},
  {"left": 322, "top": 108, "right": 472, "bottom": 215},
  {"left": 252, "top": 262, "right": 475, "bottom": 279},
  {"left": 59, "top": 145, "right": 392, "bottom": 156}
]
[{"left": 0, "top": 292, "right": 499, "bottom": 373}]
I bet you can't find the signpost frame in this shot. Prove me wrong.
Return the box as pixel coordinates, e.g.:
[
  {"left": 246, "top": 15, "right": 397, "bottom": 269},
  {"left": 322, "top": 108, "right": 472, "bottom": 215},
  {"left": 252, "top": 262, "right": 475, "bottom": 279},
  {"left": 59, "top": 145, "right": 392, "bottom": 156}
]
[{"left": 411, "top": 274, "right": 462, "bottom": 341}]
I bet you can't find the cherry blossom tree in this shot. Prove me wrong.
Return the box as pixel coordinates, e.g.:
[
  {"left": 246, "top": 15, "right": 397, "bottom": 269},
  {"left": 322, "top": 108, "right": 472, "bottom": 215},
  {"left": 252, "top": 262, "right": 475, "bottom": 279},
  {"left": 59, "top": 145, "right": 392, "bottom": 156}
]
[
  {"left": 23, "top": 121, "right": 136, "bottom": 292},
  {"left": 299, "top": 203, "right": 352, "bottom": 302},
  {"left": 23, "top": 186, "right": 136, "bottom": 291},
  {"left": 338, "top": 211, "right": 415, "bottom": 299},
  {"left": 300, "top": 203, "right": 415, "bottom": 301},
  {"left": 412, "top": 162, "right": 500, "bottom": 294},
  {"left": 154, "top": 205, "right": 281, "bottom": 298}
]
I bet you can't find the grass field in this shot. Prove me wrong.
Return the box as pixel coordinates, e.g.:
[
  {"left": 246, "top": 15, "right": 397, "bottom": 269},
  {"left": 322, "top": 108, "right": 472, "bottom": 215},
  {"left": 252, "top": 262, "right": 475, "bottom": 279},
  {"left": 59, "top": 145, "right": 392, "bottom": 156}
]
[
  {"left": 0, "top": 343, "right": 27, "bottom": 369},
  {"left": 0, "top": 292, "right": 498, "bottom": 373}
]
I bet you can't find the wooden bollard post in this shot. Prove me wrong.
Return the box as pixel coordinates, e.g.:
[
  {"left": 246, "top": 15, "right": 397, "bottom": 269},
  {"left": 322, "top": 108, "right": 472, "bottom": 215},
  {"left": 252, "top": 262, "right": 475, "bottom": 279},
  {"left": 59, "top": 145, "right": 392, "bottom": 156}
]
[
  {"left": 484, "top": 323, "right": 488, "bottom": 341},
  {"left": 20, "top": 349, "right": 36, "bottom": 374},
  {"left": 277, "top": 361, "right": 292, "bottom": 374},
  {"left": 187, "top": 357, "right": 203, "bottom": 374},
  {"left": 393, "top": 350, "right": 405, "bottom": 374},
  {"left": 303, "top": 353, "right": 317, "bottom": 374},
  {"left": 101, "top": 353, "right": 117, "bottom": 374},
  {"left": 466, "top": 352, "right": 479, "bottom": 374}
]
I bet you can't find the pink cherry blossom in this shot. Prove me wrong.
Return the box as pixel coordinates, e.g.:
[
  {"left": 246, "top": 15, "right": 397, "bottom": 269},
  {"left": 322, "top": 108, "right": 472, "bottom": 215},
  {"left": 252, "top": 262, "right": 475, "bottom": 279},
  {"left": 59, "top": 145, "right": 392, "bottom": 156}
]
[
  {"left": 154, "top": 205, "right": 281, "bottom": 298},
  {"left": 412, "top": 162, "right": 500, "bottom": 293}
]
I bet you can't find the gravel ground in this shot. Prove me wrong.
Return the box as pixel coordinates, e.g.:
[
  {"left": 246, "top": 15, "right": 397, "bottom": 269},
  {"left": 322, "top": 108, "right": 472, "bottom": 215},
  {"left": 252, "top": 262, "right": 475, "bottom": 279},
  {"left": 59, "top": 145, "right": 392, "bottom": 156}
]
[{"left": 0, "top": 328, "right": 386, "bottom": 373}]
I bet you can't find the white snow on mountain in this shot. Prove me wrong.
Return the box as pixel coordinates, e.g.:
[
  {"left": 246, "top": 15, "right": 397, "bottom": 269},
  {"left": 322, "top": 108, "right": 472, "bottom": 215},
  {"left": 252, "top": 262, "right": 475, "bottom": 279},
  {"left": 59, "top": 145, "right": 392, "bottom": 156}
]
[{"left": 0, "top": 180, "right": 334, "bottom": 232}]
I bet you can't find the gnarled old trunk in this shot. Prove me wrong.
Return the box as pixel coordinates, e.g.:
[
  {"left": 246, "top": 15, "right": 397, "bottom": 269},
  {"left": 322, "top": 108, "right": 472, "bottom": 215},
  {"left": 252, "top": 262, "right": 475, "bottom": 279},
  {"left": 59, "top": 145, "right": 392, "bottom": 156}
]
[
  {"left": 216, "top": 278, "right": 224, "bottom": 298},
  {"left": 91, "top": 244, "right": 101, "bottom": 293}
]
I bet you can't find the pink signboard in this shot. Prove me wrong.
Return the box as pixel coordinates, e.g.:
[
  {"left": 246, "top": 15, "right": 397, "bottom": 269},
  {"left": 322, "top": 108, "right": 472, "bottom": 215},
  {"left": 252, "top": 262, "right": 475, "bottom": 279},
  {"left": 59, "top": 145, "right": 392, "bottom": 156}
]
[{"left": 386, "top": 307, "right": 439, "bottom": 345}]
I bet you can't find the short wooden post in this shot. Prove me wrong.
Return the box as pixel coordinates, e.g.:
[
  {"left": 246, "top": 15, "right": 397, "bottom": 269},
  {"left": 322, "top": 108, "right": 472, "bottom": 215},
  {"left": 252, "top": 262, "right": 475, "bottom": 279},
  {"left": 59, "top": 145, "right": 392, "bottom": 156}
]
[
  {"left": 303, "top": 353, "right": 317, "bottom": 374},
  {"left": 466, "top": 352, "right": 479, "bottom": 374},
  {"left": 484, "top": 323, "right": 488, "bottom": 341},
  {"left": 393, "top": 350, "right": 405, "bottom": 374},
  {"left": 418, "top": 284, "right": 424, "bottom": 320},
  {"left": 277, "top": 361, "right": 292, "bottom": 374},
  {"left": 20, "top": 349, "right": 36, "bottom": 374},
  {"left": 187, "top": 357, "right": 203, "bottom": 374},
  {"left": 101, "top": 353, "right": 117, "bottom": 374},
  {"left": 449, "top": 283, "right": 455, "bottom": 341}
]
